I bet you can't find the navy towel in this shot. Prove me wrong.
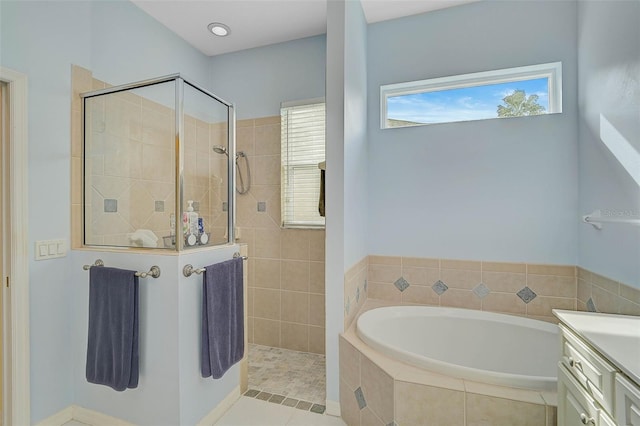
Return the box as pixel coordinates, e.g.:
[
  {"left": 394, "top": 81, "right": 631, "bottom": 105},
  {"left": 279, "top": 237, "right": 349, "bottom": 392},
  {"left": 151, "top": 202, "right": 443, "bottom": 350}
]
[
  {"left": 201, "top": 257, "right": 244, "bottom": 379},
  {"left": 86, "top": 266, "right": 139, "bottom": 391}
]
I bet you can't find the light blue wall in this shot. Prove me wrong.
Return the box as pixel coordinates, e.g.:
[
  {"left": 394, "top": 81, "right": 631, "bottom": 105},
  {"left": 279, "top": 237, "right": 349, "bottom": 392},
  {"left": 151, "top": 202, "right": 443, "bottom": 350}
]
[
  {"left": 1, "top": 1, "right": 92, "bottom": 420},
  {"left": 367, "top": 1, "right": 579, "bottom": 265},
  {"left": 209, "top": 35, "right": 326, "bottom": 120},
  {"left": 1, "top": 0, "right": 235, "bottom": 422},
  {"left": 577, "top": 0, "right": 640, "bottom": 288}
]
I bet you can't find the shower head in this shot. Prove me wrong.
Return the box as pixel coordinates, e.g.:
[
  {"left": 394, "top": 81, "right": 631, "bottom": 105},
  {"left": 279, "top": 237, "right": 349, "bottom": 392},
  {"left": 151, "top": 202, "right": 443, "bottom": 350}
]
[{"left": 212, "top": 145, "right": 228, "bottom": 156}]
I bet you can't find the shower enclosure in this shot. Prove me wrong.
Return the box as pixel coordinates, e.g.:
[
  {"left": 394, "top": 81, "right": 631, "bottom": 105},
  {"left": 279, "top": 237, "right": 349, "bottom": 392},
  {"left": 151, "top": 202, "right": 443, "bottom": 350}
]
[{"left": 81, "top": 75, "right": 235, "bottom": 250}]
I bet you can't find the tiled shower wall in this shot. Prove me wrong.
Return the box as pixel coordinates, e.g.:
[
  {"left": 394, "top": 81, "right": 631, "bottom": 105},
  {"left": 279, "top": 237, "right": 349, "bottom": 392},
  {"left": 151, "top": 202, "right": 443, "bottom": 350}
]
[
  {"left": 71, "top": 65, "right": 227, "bottom": 248},
  {"left": 234, "top": 117, "right": 326, "bottom": 355},
  {"left": 344, "top": 255, "right": 640, "bottom": 329}
]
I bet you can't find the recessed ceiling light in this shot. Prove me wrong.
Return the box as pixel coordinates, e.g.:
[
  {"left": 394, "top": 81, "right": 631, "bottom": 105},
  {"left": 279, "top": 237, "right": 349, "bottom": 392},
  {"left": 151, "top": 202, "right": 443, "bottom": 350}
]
[{"left": 207, "top": 22, "right": 231, "bottom": 37}]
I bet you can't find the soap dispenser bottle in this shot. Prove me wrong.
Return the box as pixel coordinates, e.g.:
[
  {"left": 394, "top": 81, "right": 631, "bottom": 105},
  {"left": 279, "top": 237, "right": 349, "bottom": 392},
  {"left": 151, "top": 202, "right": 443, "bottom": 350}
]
[{"left": 187, "top": 200, "right": 199, "bottom": 236}]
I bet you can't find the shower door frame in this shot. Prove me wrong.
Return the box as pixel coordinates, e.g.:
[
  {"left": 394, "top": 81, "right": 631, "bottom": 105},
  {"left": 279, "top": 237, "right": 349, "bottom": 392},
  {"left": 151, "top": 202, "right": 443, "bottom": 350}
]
[{"left": 80, "top": 74, "right": 236, "bottom": 250}]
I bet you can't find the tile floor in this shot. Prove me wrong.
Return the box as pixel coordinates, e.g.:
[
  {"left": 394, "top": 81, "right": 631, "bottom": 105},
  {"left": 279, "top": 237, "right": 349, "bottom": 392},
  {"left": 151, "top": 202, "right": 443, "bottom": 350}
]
[
  {"left": 248, "top": 344, "right": 326, "bottom": 406},
  {"left": 214, "top": 396, "right": 345, "bottom": 426}
]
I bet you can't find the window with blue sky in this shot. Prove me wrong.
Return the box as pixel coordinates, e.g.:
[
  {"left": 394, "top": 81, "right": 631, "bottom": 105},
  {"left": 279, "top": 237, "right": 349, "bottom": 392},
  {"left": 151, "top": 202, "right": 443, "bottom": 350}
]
[{"left": 381, "top": 62, "right": 562, "bottom": 128}]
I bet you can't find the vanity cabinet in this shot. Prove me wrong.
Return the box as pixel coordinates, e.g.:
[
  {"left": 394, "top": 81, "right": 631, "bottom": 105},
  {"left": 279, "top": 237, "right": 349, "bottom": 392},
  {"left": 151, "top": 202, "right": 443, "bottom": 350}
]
[{"left": 555, "top": 311, "right": 640, "bottom": 426}]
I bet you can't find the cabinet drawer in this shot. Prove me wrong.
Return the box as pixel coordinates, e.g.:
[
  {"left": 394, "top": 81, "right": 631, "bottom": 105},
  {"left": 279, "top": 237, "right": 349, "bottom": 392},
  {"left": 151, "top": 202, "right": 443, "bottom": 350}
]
[
  {"left": 560, "top": 325, "right": 617, "bottom": 413},
  {"left": 616, "top": 373, "right": 640, "bottom": 426},
  {"left": 558, "top": 363, "right": 602, "bottom": 425}
]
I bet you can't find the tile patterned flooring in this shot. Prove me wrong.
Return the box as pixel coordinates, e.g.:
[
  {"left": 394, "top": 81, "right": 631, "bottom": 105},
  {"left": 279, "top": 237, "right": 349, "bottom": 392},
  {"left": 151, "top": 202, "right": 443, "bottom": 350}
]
[{"left": 247, "top": 344, "right": 327, "bottom": 410}]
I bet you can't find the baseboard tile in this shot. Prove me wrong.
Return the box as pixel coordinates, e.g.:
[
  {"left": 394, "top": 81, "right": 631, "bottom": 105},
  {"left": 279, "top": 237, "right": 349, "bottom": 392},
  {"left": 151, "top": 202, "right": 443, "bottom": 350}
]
[
  {"left": 325, "top": 399, "right": 341, "bottom": 417},
  {"left": 72, "top": 405, "right": 136, "bottom": 426},
  {"left": 196, "top": 386, "right": 241, "bottom": 426},
  {"left": 35, "top": 406, "right": 74, "bottom": 426}
]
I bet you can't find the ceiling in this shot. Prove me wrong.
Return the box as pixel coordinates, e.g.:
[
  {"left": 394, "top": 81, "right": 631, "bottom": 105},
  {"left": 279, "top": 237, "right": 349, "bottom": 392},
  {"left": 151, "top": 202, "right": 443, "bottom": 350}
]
[{"left": 131, "top": 0, "right": 478, "bottom": 57}]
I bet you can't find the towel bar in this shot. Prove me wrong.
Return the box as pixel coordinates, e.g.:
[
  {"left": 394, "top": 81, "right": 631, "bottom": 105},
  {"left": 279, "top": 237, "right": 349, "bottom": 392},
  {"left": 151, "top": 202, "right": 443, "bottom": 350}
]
[
  {"left": 82, "top": 259, "right": 161, "bottom": 279},
  {"left": 183, "top": 252, "right": 248, "bottom": 277}
]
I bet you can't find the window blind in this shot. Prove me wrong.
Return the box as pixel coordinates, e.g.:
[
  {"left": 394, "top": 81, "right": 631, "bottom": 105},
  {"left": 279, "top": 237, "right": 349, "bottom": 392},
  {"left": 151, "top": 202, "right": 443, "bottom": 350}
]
[{"left": 281, "top": 101, "right": 326, "bottom": 228}]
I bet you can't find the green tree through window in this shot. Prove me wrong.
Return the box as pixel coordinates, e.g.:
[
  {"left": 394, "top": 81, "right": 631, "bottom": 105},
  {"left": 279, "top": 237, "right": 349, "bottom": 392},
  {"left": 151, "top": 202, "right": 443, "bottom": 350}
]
[{"left": 497, "top": 90, "right": 546, "bottom": 117}]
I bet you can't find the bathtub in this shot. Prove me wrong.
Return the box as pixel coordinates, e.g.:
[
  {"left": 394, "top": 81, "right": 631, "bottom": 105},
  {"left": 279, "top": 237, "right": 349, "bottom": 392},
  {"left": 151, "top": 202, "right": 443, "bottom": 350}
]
[{"left": 356, "top": 305, "right": 558, "bottom": 392}]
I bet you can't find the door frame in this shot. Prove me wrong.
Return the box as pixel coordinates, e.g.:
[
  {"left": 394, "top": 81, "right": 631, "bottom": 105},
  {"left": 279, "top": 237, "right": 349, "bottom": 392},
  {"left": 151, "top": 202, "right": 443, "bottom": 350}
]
[{"left": 0, "top": 66, "right": 31, "bottom": 426}]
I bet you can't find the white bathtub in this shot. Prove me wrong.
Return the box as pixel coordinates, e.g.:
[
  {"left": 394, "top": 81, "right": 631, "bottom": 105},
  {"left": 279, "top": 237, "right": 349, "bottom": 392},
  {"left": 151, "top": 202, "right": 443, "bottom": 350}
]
[{"left": 356, "top": 306, "right": 558, "bottom": 391}]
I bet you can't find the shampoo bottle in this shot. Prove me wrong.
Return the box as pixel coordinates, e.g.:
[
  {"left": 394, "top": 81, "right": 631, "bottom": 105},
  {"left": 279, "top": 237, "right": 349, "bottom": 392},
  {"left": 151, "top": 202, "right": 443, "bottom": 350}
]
[{"left": 187, "top": 200, "right": 199, "bottom": 236}]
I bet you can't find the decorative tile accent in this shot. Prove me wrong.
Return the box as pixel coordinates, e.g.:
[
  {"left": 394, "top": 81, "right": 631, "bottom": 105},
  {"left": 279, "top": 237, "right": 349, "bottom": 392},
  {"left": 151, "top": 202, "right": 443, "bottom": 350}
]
[
  {"left": 354, "top": 387, "right": 367, "bottom": 410},
  {"left": 387, "top": 422, "right": 398, "bottom": 426},
  {"left": 587, "top": 298, "right": 597, "bottom": 312},
  {"left": 269, "top": 394, "right": 285, "bottom": 404},
  {"left": 394, "top": 277, "right": 410, "bottom": 292},
  {"left": 244, "top": 389, "right": 260, "bottom": 398},
  {"left": 311, "top": 404, "right": 326, "bottom": 414},
  {"left": 345, "top": 297, "right": 351, "bottom": 315},
  {"left": 282, "top": 398, "right": 299, "bottom": 407},
  {"left": 517, "top": 286, "right": 537, "bottom": 304},
  {"left": 473, "top": 282, "right": 490, "bottom": 299},
  {"left": 104, "top": 199, "right": 117, "bottom": 213},
  {"left": 222, "top": 201, "right": 228, "bottom": 212},
  {"left": 432, "top": 280, "right": 449, "bottom": 295},
  {"left": 296, "top": 401, "right": 312, "bottom": 411},
  {"left": 256, "top": 391, "right": 272, "bottom": 401},
  {"left": 154, "top": 200, "right": 164, "bottom": 212},
  {"left": 356, "top": 286, "right": 360, "bottom": 303},
  {"left": 257, "top": 201, "right": 267, "bottom": 212},
  {"left": 364, "top": 279, "right": 368, "bottom": 291}
]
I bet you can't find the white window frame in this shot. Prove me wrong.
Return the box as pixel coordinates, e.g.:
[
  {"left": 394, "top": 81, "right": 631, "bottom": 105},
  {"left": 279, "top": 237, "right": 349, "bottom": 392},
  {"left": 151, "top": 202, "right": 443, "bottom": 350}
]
[
  {"left": 380, "top": 61, "right": 562, "bottom": 129},
  {"left": 281, "top": 98, "right": 326, "bottom": 229}
]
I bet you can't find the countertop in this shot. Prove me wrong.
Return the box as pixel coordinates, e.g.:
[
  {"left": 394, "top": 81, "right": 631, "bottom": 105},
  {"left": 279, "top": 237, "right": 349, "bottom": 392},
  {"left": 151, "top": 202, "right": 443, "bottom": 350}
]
[{"left": 553, "top": 310, "right": 640, "bottom": 385}]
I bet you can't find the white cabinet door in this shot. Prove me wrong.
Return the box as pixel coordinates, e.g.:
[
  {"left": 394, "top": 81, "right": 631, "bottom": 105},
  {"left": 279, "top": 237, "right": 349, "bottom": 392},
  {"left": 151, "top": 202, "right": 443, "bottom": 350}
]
[{"left": 559, "top": 363, "right": 600, "bottom": 426}]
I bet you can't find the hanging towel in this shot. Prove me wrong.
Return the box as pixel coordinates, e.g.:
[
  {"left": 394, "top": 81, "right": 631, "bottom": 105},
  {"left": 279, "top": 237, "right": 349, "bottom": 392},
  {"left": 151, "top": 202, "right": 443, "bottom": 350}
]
[
  {"left": 86, "top": 266, "right": 139, "bottom": 391},
  {"left": 318, "top": 169, "right": 325, "bottom": 217},
  {"left": 201, "top": 257, "right": 244, "bottom": 379}
]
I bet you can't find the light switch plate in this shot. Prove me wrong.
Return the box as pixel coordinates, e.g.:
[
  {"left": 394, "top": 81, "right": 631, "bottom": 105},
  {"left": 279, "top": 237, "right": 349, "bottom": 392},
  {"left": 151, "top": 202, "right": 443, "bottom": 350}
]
[{"left": 35, "top": 239, "right": 67, "bottom": 260}]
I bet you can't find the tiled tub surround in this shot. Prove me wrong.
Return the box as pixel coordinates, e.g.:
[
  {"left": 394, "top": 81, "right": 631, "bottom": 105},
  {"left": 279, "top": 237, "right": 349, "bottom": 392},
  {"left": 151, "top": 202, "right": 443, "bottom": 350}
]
[
  {"left": 344, "top": 257, "right": 369, "bottom": 329},
  {"left": 71, "top": 65, "right": 228, "bottom": 248},
  {"left": 340, "top": 300, "right": 557, "bottom": 426},
  {"left": 233, "top": 117, "right": 326, "bottom": 355},
  {"left": 577, "top": 266, "right": 640, "bottom": 316}
]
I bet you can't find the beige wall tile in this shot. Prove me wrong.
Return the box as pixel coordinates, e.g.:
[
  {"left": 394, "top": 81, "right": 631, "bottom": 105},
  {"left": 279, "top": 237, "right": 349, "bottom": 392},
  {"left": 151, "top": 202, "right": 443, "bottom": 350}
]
[
  {"left": 254, "top": 116, "right": 280, "bottom": 126},
  {"left": 440, "top": 288, "right": 481, "bottom": 310},
  {"left": 482, "top": 261, "right": 526, "bottom": 273},
  {"left": 339, "top": 336, "right": 360, "bottom": 390},
  {"left": 577, "top": 300, "right": 588, "bottom": 312},
  {"left": 247, "top": 287, "right": 254, "bottom": 317},
  {"left": 440, "top": 269, "right": 481, "bottom": 290},
  {"left": 620, "top": 283, "right": 640, "bottom": 304},
  {"left": 619, "top": 299, "right": 640, "bottom": 316},
  {"left": 527, "top": 275, "right": 576, "bottom": 298},
  {"left": 368, "top": 283, "right": 401, "bottom": 303},
  {"left": 360, "top": 356, "right": 394, "bottom": 425},
  {"left": 577, "top": 267, "right": 592, "bottom": 281},
  {"left": 592, "top": 272, "right": 620, "bottom": 294},
  {"left": 466, "top": 393, "right": 546, "bottom": 426},
  {"left": 577, "top": 278, "right": 591, "bottom": 303},
  {"left": 308, "top": 326, "right": 325, "bottom": 354},
  {"left": 526, "top": 296, "right": 575, "bottom": 317},
  {"left": 401, "top": 286, "right": 439, "bottom": 305},
  {"left": 254, "top": 228, "right": 281, "bottom": 259},
  {"left": 309, "top": 294, "right": 325, "bottom": 326},
  {"left": 253, "top": 258, "right": 280, "bottom": 289},
  {"left": 236, "top": 118, "right": 254, "bottom": 128},
  {"left": 547, "top": 405, "right": 557, "bottom": 426},
  {"left": 254, "top": 155, "right": 281, "bottom": 185},
  {"left": 395, "top": 381, "right": 464, "bottom": 426},
  {"left": 310, "top": 261, "right": 325, "bottom": 294},
  {"left": 368, "top": 264, "right": 401, "bottom": 284},
  {"left": 309, "top": 230, "right": 326, "bottom": 261},
  {"left": 340, "top": 379, "right": 360, "bottom": 426},
  {"left": 591, "top": 285, "right": 618, "bottom": 314},
  {"left": 253, "top": 288, "right": 281, "bottom": 320},
  {"left": 481, "top": 292, "right": 526, "bottom": 315},
  {"left": 281, "top": 291, "right": 309, "bottom": 324},
  {"left": 281, "top": 322, "right": 308, "bottom": 352},
  {"left": 359, "top": 408, "right": 384, "bottom": 426},
  {"left": 527, "top": 264, "right": 575, "bottom": 277},
  {"left": 441, "top": 259, "right": 481, "bottom": 271},
  {"left": 281, "top": 260, "right": 310, "bottom": 292},
  {"left": 247, "top": 317, "right": 254, "bottom": 344},
  {"left": 253, "top": 318, "right": 280, "bottom": 347},
  {"left": 282, "top": 229, "right": 310, "bottom": 260},
  {"left": 401, "top": 266, "right": 439, "bottom": 287},
  {"left": 402, "top": 257, "right": 439, "bottom": 268},
  {"left": 481, "top": 271, "right": 525, "bottom": 293},
  {"left": 369, "top": 255, "right": 401, "bottom": 266},
  {"left": 255, "top": 123, "right": 280, "bottom": 155}
]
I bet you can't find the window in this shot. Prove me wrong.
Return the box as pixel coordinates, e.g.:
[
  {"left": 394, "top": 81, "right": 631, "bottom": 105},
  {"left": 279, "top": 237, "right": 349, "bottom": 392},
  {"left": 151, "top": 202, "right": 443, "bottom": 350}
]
[
  {"left": 281, "top": 99, "right": 326, "bottom": 228},
  {"left": 381, "top": 62, "right": 562, "bottom": 129}
]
